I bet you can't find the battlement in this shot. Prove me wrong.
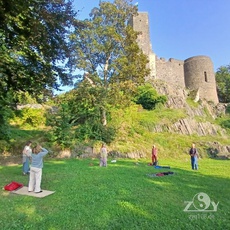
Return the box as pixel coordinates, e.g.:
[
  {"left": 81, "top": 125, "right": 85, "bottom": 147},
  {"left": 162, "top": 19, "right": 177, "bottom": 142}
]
[{"left": 157, "top": 57, "right": 184, "bottom": 64}]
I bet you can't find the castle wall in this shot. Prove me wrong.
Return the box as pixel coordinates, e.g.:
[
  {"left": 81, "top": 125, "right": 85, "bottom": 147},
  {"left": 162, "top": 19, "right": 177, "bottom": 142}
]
[
  {"left": 148, "top": 52, "right": 156, "bottom": 79},
  {"left": 156, "top": 57, "right": 185, "bottom": 88},
  {"left": 184, "top": 56, "right": 219, "bottom": 104}
]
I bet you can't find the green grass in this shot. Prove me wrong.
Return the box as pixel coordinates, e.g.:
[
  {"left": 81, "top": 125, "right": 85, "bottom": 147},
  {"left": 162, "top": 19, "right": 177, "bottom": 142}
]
[
  {"left": 0, "top": 158, "right": 229, "bottom": 230},
  {"left": 186, "top": 98, "right": 199, "bottom": 108},
  {"left": 215, "top": 116, "right": 230, "bottom": 135}
]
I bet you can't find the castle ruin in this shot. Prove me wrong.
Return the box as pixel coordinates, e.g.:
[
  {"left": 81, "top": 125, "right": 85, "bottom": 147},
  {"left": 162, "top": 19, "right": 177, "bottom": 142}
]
[{"left": 129, "top": 12, "right": 219, "bottom": 104}]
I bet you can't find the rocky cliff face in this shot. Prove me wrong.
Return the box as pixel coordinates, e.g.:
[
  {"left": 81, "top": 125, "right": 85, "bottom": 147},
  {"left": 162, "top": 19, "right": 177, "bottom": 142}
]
[
  {"left": 150, "top": 80, "right": 230, "bottom": 158},
  {"left": 150, "top": 80, "right": 226, "bottom": 135}
]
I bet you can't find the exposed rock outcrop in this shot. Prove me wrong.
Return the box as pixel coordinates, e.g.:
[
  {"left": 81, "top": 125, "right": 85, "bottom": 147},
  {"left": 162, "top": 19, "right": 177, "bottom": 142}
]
[
  {"left": 203, "top": 142, "right": 230, "bottom": 159},
  {"left": 150, "top": 80, "right": 227, "bottom": 137}
]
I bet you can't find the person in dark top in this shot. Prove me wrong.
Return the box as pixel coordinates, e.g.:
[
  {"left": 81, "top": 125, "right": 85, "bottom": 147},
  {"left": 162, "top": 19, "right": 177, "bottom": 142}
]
[{"left": 189, "top": 143, "right": 198, "bottom": 170}]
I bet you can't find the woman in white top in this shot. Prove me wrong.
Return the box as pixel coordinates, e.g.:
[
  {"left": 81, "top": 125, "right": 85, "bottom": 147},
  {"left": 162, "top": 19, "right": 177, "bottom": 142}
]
[{"left": 22, "top": 141, "right": 32, "bottom": 175}]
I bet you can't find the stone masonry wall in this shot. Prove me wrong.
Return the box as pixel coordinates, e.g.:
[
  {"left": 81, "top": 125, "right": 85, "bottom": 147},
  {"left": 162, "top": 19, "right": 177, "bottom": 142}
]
[{"left": 156, "top": 57, "right": 185, "bottom": 88}]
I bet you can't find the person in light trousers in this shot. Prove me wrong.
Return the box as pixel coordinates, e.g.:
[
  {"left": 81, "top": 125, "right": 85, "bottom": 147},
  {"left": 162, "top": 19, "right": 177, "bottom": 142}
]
[{"left": 28, "top": 144, "right": 49, "bottom": 193}]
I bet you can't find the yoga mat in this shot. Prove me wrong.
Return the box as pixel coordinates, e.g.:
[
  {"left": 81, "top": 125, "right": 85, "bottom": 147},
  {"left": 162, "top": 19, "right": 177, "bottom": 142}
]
[
  {"left": 154, "top": 165, "right": 170, "bottom": 169},
  {"left": 11, "top": 186, "right": 55, "bottom": 198},
  {"left": 147, "top": 171, "right": 175, "bottom": 177}
]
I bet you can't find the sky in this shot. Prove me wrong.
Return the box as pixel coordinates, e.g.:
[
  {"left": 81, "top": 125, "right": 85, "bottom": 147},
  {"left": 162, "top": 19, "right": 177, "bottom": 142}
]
[{"left": 73, "top": 0, "right": 230, "bottom": 71}]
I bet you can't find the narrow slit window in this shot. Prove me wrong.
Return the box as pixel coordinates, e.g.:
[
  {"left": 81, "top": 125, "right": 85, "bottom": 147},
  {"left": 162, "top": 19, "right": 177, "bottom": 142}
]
[{"left": 204, "top": 71, "right": 208, "bottom": 82}]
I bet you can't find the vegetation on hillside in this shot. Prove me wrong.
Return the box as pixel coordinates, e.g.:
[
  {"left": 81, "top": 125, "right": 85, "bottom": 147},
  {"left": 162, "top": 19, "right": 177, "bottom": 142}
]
[{"left": 2, "top": 96, "right": 229, "bottom": 160}]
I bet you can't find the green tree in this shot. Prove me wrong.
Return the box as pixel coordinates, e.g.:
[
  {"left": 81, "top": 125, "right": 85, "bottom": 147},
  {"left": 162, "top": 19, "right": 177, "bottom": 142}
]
[
  {"left": 68, "top": 0, "right": 150, "bottom": 126},
  {"left": 216, "top": 65, "right": 230, "bottom": 103},
  {"left": 0, "top": 0, "right": 77, "bottom": 106},
  {"left": 0, "top": 0, "right": 78, "bottom": 140},
  {"left": 49, "top": 84, "right": 116, "bottom": 144}
]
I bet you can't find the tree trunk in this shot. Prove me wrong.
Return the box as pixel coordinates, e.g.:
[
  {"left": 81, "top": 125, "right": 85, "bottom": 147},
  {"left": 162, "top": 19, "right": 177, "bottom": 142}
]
[{"left": 101, "top": 108, "right": 107, "bottom": 126}]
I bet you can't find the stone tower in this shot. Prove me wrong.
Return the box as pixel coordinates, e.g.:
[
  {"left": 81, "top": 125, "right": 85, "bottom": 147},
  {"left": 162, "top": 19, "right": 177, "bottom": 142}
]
[
  {"left": 184, "top": 56, "right": 219, "bottom": 104},
  {"left": 129, "top": 12, "right": 156, "bottom": 79}
]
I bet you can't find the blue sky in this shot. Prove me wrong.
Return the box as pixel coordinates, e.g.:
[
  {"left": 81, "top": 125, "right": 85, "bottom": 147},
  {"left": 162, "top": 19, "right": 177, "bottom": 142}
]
[{"left": 73, "top": 0, "right": 230, "bottom": 71}]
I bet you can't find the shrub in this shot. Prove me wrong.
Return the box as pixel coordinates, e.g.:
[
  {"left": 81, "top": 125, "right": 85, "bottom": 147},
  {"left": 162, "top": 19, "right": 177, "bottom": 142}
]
[
  {"left": 0, "top": 140, "right": 11, "bottom": 154},
  {"left": 75, "top": 122, "right": 116, "bottom": 144},
  {"left": 220, "top": 119, "right": 230, "bottom": 129},
  {"left": 134, "top": 84, "right": 167, "bottom": 110}
]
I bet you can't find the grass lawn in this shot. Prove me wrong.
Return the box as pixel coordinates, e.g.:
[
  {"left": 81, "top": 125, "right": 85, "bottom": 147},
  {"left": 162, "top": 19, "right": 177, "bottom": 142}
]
[{"left": 0, "top": 157, "right": 230, "bottom": 230}]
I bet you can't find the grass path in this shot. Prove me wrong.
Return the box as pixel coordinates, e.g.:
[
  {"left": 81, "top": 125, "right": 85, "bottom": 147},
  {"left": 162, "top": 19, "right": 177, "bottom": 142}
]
[{"left": 0, "top": 158, "right": 230, "bottom": 230}]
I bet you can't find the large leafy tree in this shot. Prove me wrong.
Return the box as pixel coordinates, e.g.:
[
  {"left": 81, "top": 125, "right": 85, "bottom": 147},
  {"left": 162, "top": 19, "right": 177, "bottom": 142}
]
[
  {"left": 0, "top": 0, "right": 77, "bottom": 106},
  {"left": 68, "top": 0, "right": 150, "bottom": 126},
  {"left": 0, "top": 0, "right": 77, "bottom": 141},
  {"left": 216, "top": 65, "right": 230, "bottom": 103}
]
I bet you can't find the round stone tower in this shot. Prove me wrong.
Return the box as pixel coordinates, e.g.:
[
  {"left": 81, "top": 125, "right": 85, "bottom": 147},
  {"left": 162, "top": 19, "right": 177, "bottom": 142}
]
[{"left": 184, "top": 55, "right": 219, "bottom": 104}]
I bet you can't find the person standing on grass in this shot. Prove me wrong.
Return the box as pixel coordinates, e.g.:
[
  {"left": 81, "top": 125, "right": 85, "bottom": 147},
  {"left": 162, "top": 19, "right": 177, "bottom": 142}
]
[
  {"left": 22, "top": 140, "right": 32, "bottom": 175},
  {"left": 152, "top": 145, "right": 158, "bottom": 166},
  {"left": 189, "top": 143, "right": 199, "bottom": 170},
  {"left": 28, "top": 144, "right": 49, "bottom": 193},
  {"left": 100, "top": 143, "right": 108, "bottom": 167}
]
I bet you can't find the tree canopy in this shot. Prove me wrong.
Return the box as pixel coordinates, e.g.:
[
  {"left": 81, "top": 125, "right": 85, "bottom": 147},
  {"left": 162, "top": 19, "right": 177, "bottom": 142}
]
[
  {"left": 68, "top": 0, "right": 150, "bottom": 126},
  {"left": 0, "top": 0, "right": 77, "bottom": 106},
  {"left": 68, "top": 0, "right": 149, "bottom": 85},
  {"left": 0, "top": 0, "right": 78, "bottom": 140}
]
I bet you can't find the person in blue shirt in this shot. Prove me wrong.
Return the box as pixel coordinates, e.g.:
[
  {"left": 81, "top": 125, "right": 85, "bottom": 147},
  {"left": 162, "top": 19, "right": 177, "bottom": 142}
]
[{"left": 28, "top": 144, "right": 49, "bottom": 193}]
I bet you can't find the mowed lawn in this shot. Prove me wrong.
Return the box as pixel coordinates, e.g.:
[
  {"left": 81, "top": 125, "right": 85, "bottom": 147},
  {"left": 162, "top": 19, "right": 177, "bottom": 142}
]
[{"left": 0, "top": 157, "right": 230, "bottom": 230}]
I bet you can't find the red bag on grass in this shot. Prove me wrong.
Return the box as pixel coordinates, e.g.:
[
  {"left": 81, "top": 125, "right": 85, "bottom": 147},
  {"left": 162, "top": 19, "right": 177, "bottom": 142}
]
[{"left": 4, "top": 181, "right": 23, "bottom": 191}]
